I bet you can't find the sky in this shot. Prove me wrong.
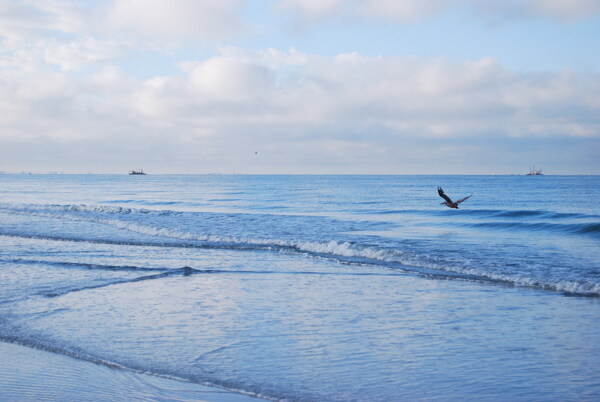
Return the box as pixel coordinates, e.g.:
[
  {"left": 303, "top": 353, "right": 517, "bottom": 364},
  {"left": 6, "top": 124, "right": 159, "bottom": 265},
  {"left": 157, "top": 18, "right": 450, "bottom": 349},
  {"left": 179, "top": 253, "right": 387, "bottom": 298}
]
[{"left": 0, "top": 0, "right": 599, "bottom": 174}]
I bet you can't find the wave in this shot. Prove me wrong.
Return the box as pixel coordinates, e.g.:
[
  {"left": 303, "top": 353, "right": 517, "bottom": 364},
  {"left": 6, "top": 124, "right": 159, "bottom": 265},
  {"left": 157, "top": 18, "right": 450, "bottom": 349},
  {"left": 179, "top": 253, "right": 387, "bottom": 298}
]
[
  {"left": 4, "top": 233, "right": 599, "bottom": 297},
  {"left": 3, "top": 202, "right": 598, "bottom": 224},
  {"left": 37, "top": 266, "right": 421, "bottom": 299},
  {"left": 374, "top": 208, "right": 600, "bottom": 238},
  {"left": 207, "top": 198, "right": 242, "bottom": 202},
  {"left": 0, "top": 258, "right": 166, "bottom": 272},
  {"left": 0, "top": 203, "right": 181, "bottom": 217},
  {"left": 466, "top": 221, "right": 600, "bottom": 237},
  {"left": 42, "top": 268, "right": 198, "bottom": 298},
  {"left": 2, "top": 203, "right": 599, "bottom": 296},
  {"left": 377, "top": 208, "right": 596, "bottom": 220},
  {"left": 576, "top": 222, "right": 600, "bottom": 234},
  {"left": 461, "top": 209, "right": 598, "bottom": 220}
]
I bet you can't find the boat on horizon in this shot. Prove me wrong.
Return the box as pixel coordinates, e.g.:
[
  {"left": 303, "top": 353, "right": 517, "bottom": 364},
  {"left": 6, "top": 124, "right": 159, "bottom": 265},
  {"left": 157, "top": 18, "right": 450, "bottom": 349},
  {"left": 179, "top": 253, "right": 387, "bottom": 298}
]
[
  {"left": 526, "top": 166, "right": 543, "bottom": 176},
  {"left": 128, "top": 169, "right": 146, "bottom": 175}
]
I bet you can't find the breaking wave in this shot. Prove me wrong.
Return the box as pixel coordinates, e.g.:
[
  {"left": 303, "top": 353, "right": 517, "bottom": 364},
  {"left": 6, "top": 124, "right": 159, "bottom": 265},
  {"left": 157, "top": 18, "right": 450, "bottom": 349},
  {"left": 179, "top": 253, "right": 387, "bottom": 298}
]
[{"left": 1, "top": 202, "right": 599, "bottom": 296}]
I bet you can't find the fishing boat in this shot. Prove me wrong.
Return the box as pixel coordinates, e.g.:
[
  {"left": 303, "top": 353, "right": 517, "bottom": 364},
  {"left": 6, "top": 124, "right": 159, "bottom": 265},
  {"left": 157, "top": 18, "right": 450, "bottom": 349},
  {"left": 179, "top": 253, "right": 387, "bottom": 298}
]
[
  {"left": 526, "top": 166, "right": 543, "bottom": 176},
  {"left": 128, "top": 169, "right": 146, "bottom": 175}
]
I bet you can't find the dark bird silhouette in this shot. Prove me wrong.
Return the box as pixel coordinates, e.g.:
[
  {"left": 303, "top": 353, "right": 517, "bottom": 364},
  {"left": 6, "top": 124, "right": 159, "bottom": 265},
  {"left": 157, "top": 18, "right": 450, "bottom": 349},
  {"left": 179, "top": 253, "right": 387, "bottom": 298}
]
[{"left": 437, "top": 187, "right": 471, "bottom": 209}]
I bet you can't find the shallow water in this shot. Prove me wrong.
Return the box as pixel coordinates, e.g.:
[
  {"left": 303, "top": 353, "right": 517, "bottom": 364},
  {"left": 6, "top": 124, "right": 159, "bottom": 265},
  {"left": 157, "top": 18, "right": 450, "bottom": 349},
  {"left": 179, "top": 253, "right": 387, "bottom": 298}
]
[
  {"left": 0, "top": 341, "right": 255, "bottom": 401},
  {"left": 1, "top": 174, "right": 599, "bottom": 400}
]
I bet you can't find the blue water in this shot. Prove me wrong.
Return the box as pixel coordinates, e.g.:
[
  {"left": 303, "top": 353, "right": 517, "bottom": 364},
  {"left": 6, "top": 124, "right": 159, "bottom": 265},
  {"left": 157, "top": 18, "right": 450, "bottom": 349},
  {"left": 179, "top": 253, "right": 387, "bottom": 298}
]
[{"left": 1, "top": 174, "right": 599, "bottom": 400}]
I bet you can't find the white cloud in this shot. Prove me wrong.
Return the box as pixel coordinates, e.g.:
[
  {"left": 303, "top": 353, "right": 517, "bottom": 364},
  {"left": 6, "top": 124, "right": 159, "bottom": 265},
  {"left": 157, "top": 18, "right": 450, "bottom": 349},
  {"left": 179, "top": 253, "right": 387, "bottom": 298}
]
[
  {"left": 357, "top": 0, "right": 450, "bottom": 22},
  {"left": 41, "top": 37, "right": 122, "bottom": 71},
  {"left": 277, "top": 0, "right": 346, "bottom": 19},
  {"left": 1, "top": 1, "right": 597, "bottom": 173},
  {"left": 0, "top": 36, "right": 123, "bottom": 78},
  {"left": 470, "top": 0, "right": 600, "bottom": 23},
  {"left": 6, "top": 49, "right": 598, "bottom": 143},
  {"left": 187, "top": 57, "right": 274, "bottom": 100},
  {"left": 0, "top": 0, "right": 248, "bottom": 62},
  {"left": 14, "top": 71, "right": 72, "bottom": 102},
  {"left": 0, "top": 0, "right": 88, "bottom": 39},
  {"left": 15, "top": 48, "right": 591, "bottom": 142},
  {"left": 530, "top": 0, "right": 600, "bottom": 20},
  {"left": 106, "top": 0, "right": 246, "bottom": 40},
  {"left": 276, "top": 0, "right": 600, "bottom": 22}
]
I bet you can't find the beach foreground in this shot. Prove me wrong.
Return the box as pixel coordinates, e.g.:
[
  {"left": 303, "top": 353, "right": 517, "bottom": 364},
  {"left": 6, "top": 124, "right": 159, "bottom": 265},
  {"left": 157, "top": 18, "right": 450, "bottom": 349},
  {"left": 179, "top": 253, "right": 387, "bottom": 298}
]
[{"left": 0, "top": 341, "right": 258, "bottom": 401}]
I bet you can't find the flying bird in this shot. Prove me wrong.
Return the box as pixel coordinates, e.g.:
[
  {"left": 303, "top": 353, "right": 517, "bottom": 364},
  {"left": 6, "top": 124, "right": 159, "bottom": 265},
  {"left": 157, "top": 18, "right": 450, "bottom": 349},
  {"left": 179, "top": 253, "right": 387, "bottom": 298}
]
[{"left": 437, "top": 187, "right": 471, "bottom": 209}]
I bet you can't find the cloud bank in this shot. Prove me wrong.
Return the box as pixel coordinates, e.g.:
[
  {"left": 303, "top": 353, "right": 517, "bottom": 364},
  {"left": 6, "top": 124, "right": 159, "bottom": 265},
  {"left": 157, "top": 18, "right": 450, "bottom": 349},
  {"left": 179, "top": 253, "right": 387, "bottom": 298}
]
[
  {"left": 1, "top": 45, "right": 598, "bottom": 173},
  {"left": 0, "top": 0, "right": 598, "bottom": 173}
]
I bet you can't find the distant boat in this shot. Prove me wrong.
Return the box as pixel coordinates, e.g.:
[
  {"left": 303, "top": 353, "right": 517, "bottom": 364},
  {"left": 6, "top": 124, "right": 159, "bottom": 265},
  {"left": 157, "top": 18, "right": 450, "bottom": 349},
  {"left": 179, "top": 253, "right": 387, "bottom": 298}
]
[
  {"left": 526, "top": 166, "right": 543, "bottom": 176},
  {"left": 128, "top": 169, "right": 146, "bottom": 175}
]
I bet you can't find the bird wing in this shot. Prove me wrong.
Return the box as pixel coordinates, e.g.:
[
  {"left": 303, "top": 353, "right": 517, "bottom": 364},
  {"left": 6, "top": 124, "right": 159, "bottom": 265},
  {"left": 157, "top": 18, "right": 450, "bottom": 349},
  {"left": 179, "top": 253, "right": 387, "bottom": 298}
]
[
  {"left": 455, "top": 195, "right": 472, "bottom": 205},
  {"left": 437, "top": 187, "right": 453, "bottom": 203}
]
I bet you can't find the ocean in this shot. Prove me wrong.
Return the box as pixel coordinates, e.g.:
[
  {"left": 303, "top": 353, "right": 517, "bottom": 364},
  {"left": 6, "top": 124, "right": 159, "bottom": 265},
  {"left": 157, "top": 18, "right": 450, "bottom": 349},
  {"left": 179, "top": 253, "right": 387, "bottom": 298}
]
[{"left": 1, "top": 174, "right": 599, "bottom": 401}]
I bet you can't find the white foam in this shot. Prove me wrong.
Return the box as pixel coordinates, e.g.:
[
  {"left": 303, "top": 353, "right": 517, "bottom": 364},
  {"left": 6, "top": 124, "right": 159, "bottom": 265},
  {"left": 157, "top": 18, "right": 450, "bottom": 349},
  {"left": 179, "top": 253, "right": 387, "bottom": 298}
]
[{"left": 3, "top": 202, "right": 599, "bottom": 296}]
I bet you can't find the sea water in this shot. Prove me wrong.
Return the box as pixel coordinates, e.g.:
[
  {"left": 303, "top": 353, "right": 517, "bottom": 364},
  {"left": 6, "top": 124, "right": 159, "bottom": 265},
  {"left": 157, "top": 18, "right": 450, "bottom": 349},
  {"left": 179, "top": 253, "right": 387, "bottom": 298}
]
[{"left": 0, "top": 174, "right": 599, "bottom": 400}]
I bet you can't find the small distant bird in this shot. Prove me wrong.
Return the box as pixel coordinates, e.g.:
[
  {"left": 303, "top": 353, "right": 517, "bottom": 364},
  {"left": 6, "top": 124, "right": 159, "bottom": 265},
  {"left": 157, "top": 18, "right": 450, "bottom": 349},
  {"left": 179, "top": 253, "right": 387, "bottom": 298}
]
[{"left": 437, "top": 187, "right": 471, "bottom": 209}]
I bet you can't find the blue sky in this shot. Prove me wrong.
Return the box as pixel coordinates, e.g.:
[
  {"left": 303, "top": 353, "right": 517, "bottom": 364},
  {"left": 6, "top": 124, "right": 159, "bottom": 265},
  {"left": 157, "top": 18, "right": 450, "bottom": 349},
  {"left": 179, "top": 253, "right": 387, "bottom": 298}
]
[
  {"left": 0, "top": 0, "right": 599, "bottom": 174},
  {"left": 243, "top": 2, "right": 600, "bottom": 71}
]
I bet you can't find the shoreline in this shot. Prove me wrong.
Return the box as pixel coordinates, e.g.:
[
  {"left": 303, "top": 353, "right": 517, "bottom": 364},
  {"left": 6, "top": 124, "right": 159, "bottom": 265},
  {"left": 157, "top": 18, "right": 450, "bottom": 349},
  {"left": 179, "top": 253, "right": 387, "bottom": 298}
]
[{"left": 0, "top": 340, "right": 260, "bottom": 401}]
